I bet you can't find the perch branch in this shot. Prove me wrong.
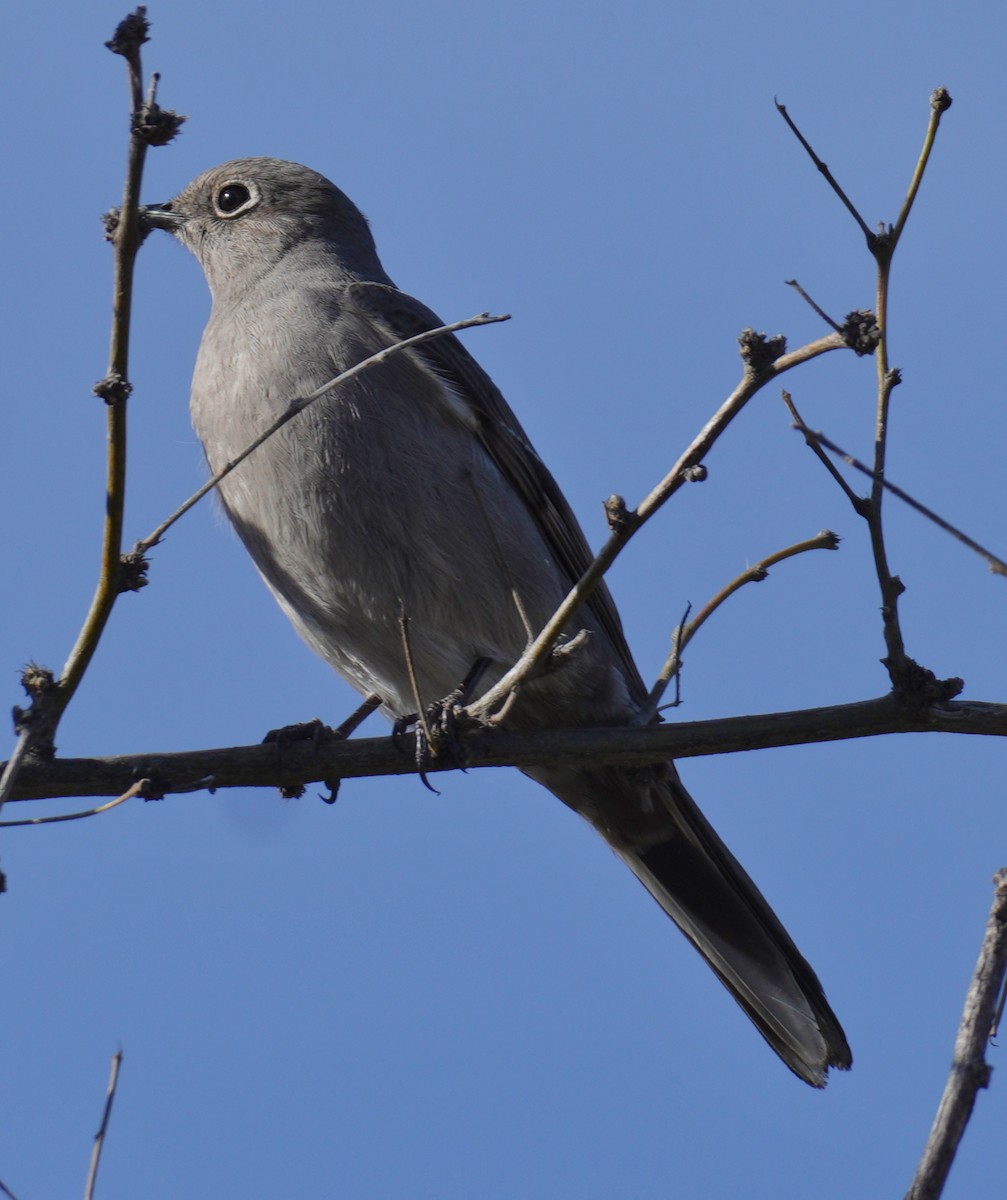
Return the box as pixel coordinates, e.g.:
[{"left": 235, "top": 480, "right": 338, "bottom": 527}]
[{"left": 4, "top": 695, "right": 1005, "bottom": 805}]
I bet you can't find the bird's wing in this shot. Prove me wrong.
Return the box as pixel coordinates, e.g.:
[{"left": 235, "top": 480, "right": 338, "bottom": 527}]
[{"left": 345, "top": 280, "right": 643, "bottom": 697}]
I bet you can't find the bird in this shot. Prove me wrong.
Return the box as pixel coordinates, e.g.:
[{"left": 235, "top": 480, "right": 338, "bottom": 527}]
[{"left": 144, "top": 157, "right": 851, "bottom": 1086}]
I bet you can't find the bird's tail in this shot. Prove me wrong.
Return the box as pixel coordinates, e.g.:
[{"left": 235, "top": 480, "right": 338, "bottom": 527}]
[{"left": 533, "top": 763, "right": 852, "bottom": 1087}]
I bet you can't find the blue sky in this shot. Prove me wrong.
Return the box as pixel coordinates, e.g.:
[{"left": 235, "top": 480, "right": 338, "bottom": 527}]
[{"left": 3, "top": 1, "right": 1006, "bottom": 1197}]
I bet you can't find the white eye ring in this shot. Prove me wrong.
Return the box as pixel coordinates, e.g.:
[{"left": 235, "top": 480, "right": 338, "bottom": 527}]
[{"left": 213, "top": 180, "right": 259, "bottom": 219}]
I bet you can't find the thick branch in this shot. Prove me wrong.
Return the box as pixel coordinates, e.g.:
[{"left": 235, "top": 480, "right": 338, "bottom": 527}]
[{"left": 4, "top": 695, "right": 1005, "bottom": 804}]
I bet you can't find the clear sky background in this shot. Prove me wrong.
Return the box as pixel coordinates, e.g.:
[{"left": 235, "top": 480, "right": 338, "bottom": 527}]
[{"left": 3, "top": 2, "right": 1006, "bottom": 1197}]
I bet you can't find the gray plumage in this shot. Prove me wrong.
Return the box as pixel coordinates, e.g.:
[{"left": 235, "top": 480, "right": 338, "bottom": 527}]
[{"left": 145, "top": 157, "right": 851, "bottom": 1086}]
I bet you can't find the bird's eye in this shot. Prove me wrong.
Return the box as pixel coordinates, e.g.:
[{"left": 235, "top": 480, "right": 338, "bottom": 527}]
[{"left": 215, "top": 183, "right": 253, "bottom": 216}]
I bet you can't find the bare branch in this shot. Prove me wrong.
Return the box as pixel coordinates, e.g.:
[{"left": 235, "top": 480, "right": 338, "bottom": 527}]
[
  {"left": 783, "top": 391, "right": 866, "bottom": 510},
  {"left": 469, "top": 331, "right": 848, "bottom": 722},
  {"left": 0, "top": 779, "right": 148, "bottom": 828},
  {"left": 891, "top": 88, "right": 953, "bottom": 247},
  {"left": 784, "top": 279, "right": 843, "bottom": 333},
  {"left": 9, "top": 16, "right": 185, "bottom": 789},
  {"left": 647, "top": 530, "right": 840, "bottom": 714},
  {"left": 84, "top": 1048, "right": 124, "bottom": 1200},
  {"left": 775, "top": 99, "right": 875, "bottom": 248},
  {"left": 133, "top": 313, "right": 509, "bottom": 555},
  {"left": 905, "top": 869, "right": 1007, "bottom": 1200},
  {"left": 794, "top": 425, "right": 1007, "bottom": 577}
]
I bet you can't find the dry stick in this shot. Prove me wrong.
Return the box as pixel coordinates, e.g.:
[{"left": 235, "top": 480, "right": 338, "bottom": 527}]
[
  {"left": 795, "top": 423, "right": 1007, "bottom": 578},
  {"left": 782, "top": 391, "right": 864, "bottom": 510},
  {"left": 84, "top": 1048, "right": 124, "bottom": 1200},
  {"left": 647, "top": 530, "right": 840, "bottom": 712},
  {"left": 398, "top": 608, "right": 435, "bottom": 751},
  {"left": 469, "top": 332, "right": 847, "bottom": 723},
  {"left": 0, "top": 779, "right": 148, "bottom": 828},
  {"left": 133, "top": 313, "right": 508, "bottom": 554},
  {"left": 774, "top": 99, "right": 875, "bottom": 247},
  {"left": 905, "top": 870, "right": 1007, "bottom": 1200},
  {"left": 784, "top": 280, "right": 843, "bottom": 333}
]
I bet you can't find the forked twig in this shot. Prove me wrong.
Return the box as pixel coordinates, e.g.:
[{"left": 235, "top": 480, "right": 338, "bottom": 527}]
[
  {"left": 780, "top": 90, "right": 955, "bottom": 702},
  {"left": 789, "top": 417, "right": 1007, "bottom": 577}
]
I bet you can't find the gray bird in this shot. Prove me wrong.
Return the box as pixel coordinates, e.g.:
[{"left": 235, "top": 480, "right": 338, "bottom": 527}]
[{"left": 145, "top": 157, "right": 851, "bottom": 1086}]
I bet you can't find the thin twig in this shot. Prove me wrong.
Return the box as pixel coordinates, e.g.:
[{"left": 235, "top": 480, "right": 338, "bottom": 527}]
[
  {"left": 398, "top": 609, "right": 434, "bottom": 753},
  {"left": 134, "top": 313, "right": 508, "bottom": 554},
  {"left": 801, "top": 427, "right": 1007, "bottom": 577},
  {"left": 469, "top": 332, "right": 847, "bottom": 722},
  {"left": 84, "top": 1048, "right": 124, "bottom": 1200},
  {"left": 0, "top": 1179, "right": 22, "bottom": 1200},
  {"left": 32, "top": 14, "right": 182, "bottom": 765},
  {"left": 0, "top": 729, "right": 34, "bottom": 814},
  {"left": 0, "top": 779, "right": 147, "bottom": 827},
  {"left": 647, "top": 531, "right": 839, "bottom": 714},
  {"left": 784, "top": 280, "right": 843, "bottom": 333},
  {"left": 668, "top": 601, "right": 691, "bottom": 710},
  {"left": 783, "top": 391, "right": 866, "bottom": 510},
  {"left": 905, "top": 869, "right": 1007, "bottom": 1200},
  {"left": 775, "top": 99, "right": 875, "bottom": 246},
  {"left": 891, "top": 88, "right": 953, "bottom": 246},
  {"left": 330, "top": 694, "right": 383, "bottom": 740}
]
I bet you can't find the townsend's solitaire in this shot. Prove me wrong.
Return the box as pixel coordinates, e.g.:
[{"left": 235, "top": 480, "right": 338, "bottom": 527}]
[{"left": 145, "top": 158, "right": 851, "bottom": 1086}]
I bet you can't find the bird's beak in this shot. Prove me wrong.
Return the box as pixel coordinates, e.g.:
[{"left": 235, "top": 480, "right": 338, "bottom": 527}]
[{"left": 141, "top": 201, "right": 186, "bottom": 233}]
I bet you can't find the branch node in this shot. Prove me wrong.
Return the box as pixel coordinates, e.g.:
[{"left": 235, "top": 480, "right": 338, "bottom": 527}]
[
  {"left": 548, "top": 629, "right": 592, "bottom": 672},
  {"left": 92, "top": 372, "right": 132, "bottom": 406},
  {"left": 132, "top": 74, "right": 186, "bottom": 147},
  {"left": 603, "top": 494, "right": 633, "bottom": 533},
  {"left": 11, "top": 664, "right": 58, "bottom": 759},
  {"left": 883, "top": 656, "right": 965, "bottom": 712},
  {"left": 840, "top": 309, "right": 881, "bottom": 357},
  {"left": 104, "top": 7, "right": 149, "bottom": 57},
  {"left": 931, "top": 86, "right": 953, "bottom": 114},
  {"left": 117, "top": 548, "right": 149, "bottom": 593},
  {"left": 683, "top": 464, "right": 708, "bottom": 483},
  {"left": 738, "top": 328, "right": 787, "bottom": 378}
]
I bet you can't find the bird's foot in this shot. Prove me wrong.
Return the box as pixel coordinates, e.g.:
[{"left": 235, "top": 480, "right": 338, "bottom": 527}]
[
  {"left": 393, "top": 658, "right": 493, "bottom": 793},
  {"left": 262, "top": 695, "right": 383, "bottom": 801}
]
